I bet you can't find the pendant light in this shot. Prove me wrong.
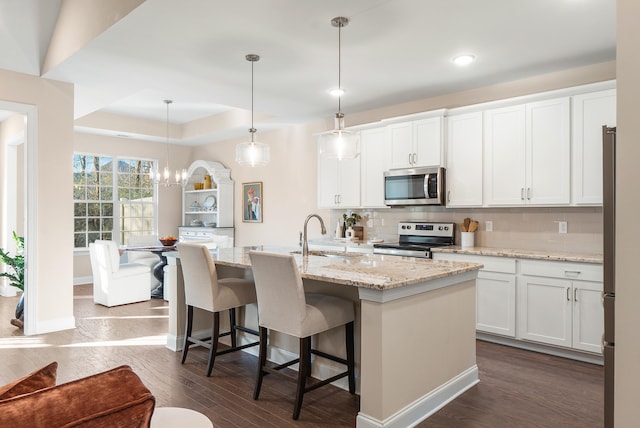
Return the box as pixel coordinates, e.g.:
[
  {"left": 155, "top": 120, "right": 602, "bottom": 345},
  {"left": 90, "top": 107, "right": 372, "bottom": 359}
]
[
  {"left": 236, "top": 54, "right": 270, "bottom": 167},
  {"left": 317, "top": 16, "right": 359, "bottom": 161},
  {"left": 149, "top": 100, "right": 188, "bottom": 187}
]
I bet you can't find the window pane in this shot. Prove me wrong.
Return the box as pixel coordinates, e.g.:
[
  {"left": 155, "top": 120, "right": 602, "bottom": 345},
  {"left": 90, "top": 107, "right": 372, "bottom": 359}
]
[
  {"left": 100, "top": 187, "right": 112, "bottom": 201},
  {"left": 118, "top": 160, "right": 132, "bottom": 173},
  {"left": 102, "top": 203, "right": 113, "bottom": 216},
  {"left": 88, "top": 232, "right": 100, "bottom": 244},
  {"left": 74, "top": 203, "right": 86, "bottom": 216},
  {"left": 100, "top": 157, "right": 113, "bottom": 172},
  {"left": 103, "top": 217, "right": 113, "bottom": 231},
  {"left": 73, "top": 186, "right": 86, "bottom": 200},
  {"left": 74, "top": 233, "right": 86, "bottom": 248},
  {"left": 119, "top": 188, "right": 131, "bottom": 200},
  {"left": 100, "top": 172, "right": 112, "bottom": 186},
  {"left": 74, "top": 218, "right": 87, "bottom": 232},
  {"left": 88, "top": 218, "right": 101, "bottom": 232},
  {"left": 142, "top": 203, "right": 154, "bottom": 217},
  {"left": 118, "top": 173, "right": 130, "bottom": 187},
  {"left": 86, "top": 186, "right": 100, "bottom": 201},
  {"left": 87, "top": 203, "right": 100, "bottom": 216},
  {"left": 102, "top": 232, "right": 112, "bottom": 241},
  {"left": 87, "top": 172, "right": 98, "bottom": 185},
  {"left": 143, "top": 218, "right": 153, "bottom": 231}
]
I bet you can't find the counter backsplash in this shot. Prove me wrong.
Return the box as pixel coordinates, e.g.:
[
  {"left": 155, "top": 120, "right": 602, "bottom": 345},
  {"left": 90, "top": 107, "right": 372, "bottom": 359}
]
[{"left": 330, "top": 206, "right": 602, "bottom": 255}]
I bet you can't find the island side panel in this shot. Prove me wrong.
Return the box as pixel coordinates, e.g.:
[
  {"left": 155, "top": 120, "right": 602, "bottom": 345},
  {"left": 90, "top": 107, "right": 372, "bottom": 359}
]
[{"left": 358, "top": 279, "right": 477, "bottom": 425}]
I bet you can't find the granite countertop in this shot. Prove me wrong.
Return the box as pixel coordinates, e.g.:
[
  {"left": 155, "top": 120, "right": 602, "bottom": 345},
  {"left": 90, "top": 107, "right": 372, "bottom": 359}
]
[
  {"left": 187, "top": 246, "right": 482, "bottom": 291},
  {"left": 431, "top": 245, "right": 603, "bottom": 264}
]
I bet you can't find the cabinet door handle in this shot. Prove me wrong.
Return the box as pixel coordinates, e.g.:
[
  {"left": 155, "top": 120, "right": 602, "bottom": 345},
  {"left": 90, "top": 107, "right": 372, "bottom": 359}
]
[
  {"left": 527, "top": 187, "right": 531, "bottom": 200},
  {"left": 409, "top": 153, "right": 413, "bottom": 165},
  {"left": 574, "top": 288, "right": 578, "bottom": 302},
  {"left": 447, "top": 190, "right": 451, "bottom": 204},
  {"left": 566, "top": 287, "right": 571, "bottom": 301},
  {"left": 521, "top": 188, "right": 525, "bottom": 200},
  {"left": 412, "top": 153, "right": 417, "bottom": 165},
  {"left": 337, "top": 194, "right": 341, "bottom": 204}
]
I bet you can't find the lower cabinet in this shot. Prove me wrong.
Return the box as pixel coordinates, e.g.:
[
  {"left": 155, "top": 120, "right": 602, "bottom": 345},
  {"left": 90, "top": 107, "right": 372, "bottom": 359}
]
[
  {"left": 518, "top": 260, "right": 603, "bottom": 354},
  {"left": 433, "top": 252, "right": 603, "bottom": 356}
]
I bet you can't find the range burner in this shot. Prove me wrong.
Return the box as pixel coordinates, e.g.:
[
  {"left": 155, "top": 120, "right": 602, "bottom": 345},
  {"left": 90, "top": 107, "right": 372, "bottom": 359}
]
[{"left": 373, "top": 221, "right": 455, "bottom": 258}]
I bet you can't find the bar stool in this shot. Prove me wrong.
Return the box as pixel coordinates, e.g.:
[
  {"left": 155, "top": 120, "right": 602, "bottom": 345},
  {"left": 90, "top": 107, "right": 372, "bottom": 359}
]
[
  {"left": 248, "top": 251, "right": 355, "bottom": 420},
  {"left": 178, "top": 243, "right": 259, "bottom": 376}
]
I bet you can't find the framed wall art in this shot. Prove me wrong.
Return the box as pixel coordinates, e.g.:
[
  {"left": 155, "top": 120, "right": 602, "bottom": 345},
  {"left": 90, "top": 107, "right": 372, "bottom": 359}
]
[{"left": 242, "top": 182, "right": 263, "bottom": 223}]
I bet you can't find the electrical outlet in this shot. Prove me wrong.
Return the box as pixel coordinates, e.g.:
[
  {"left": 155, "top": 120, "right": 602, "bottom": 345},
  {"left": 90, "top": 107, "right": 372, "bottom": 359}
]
[
  {"left": 559, "top": 221, "right": 568, "bottom": 234},
  {"left": 486, "top": 221, "right": 493, "bottom": 232}
]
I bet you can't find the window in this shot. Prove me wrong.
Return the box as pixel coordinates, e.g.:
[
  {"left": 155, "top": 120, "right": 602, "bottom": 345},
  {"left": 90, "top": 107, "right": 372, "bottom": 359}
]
[{"left": 73, "top": 154, "right": 156, "bottom": 248}]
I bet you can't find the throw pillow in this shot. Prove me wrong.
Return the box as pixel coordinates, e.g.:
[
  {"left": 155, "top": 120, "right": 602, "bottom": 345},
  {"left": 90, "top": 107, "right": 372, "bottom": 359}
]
[{"left": 0, "top": 362, "right": 58, "bottom": 400}]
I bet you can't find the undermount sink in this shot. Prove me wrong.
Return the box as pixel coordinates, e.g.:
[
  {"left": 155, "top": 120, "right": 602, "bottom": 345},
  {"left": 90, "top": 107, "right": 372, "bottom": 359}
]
[{"left": 291, "top": 249, "right": 362, "bottom": 258}]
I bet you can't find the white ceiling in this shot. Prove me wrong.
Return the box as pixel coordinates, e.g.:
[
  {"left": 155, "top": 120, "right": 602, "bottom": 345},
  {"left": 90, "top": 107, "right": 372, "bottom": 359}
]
[{"left": 0, "top": 0, "right": 616, "bottom": 145}]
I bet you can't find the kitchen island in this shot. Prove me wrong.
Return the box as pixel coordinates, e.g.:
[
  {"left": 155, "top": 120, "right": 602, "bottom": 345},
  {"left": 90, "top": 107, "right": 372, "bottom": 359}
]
[{"left": 165, "top": 247, "right": 482, "bottom": 427}]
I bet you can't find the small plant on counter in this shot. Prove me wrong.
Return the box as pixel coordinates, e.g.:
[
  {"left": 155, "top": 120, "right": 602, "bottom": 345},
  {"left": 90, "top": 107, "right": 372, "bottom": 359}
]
[
  {"left": 0, "top": 231, "right": 25, "bottom": 328},
  {"left": 342, "top": 212, "right": 362, "bottom": 228}
]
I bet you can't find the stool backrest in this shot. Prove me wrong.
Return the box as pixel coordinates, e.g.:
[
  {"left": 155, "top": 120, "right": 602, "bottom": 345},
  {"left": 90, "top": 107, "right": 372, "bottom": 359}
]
[
  {"left": 248, "top": 251, "right": 307, "bottom": 336},
  {"left": 177, "top": 243, "right": 219, "bottom": 311}
]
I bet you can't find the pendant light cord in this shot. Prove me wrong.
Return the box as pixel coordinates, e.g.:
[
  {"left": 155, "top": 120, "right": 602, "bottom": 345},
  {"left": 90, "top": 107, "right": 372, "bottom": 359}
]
[
  {"left": 164, "top": 99, "right": 171, "bottom": 170},
  {"left": 338, "top": 19, "right": 342, "bottom": 115},
  {"left": 251, "top": 58, "right": 255, "bottom": 142}
]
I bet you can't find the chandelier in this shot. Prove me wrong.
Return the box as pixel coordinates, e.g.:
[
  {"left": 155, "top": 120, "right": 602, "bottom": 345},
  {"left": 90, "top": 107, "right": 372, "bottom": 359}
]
[{"left": 149, "top": 100, "right": 188, "bottom": 186}]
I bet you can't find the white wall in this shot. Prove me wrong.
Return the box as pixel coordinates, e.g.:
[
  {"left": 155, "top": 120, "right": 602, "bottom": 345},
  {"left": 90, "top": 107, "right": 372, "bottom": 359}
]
[
  {"left": 0, "top": 68, "right": 75, "bottom": 334},
  {"left": 615, "top": 1, "right": 639, "bottom": 425}
]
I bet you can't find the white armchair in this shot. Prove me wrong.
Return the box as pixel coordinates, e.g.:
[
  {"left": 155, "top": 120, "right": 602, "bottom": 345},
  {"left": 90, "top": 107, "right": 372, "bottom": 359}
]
[
  {"left": 89, "top": 240, "right": 151, "bottom": 307},
  {"left": 127, "top": 235, "right": 161, "bottom": 290}
]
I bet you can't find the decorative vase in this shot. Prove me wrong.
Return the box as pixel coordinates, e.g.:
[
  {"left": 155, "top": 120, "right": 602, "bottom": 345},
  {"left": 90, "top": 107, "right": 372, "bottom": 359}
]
[
  {"left": 203, "top": 175, "right": 212, "bottom": 189},
  {"left": 345, "top": 227, "right": 355, "bottom": 239}
]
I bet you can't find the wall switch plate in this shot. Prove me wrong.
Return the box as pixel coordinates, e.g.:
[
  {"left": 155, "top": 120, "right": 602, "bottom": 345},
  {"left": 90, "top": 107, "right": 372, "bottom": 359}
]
[
  {"left": 559, "top": 221, "right": 568, "bottom": 234},
  {"left": 486, "top": 221, "right": 493, "bottom": 232}
]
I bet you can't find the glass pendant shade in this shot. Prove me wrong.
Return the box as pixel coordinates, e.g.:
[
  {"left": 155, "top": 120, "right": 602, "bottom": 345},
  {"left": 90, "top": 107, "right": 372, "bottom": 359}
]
[
  {"left": 318, "top": 114, "right": 359, "bottom": 160},
  {"left": 236, "top": 140, "right": 270, "bottom": 167}
]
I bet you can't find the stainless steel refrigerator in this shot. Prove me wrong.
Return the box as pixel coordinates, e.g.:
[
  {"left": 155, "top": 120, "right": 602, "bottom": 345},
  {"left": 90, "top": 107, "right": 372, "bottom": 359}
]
[{"left": 602, "top": 125, "right": 616, "bottom": 428}]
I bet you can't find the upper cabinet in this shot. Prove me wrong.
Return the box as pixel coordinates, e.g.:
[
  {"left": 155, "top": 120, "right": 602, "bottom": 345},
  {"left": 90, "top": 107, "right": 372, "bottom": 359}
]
[
  {"left": 317, "top": 149, "right": 361, "bottom": 208},
  {"left": 389, "top": 115, "right": 444, "bottom": 169},
  {"left": 571, "top": 89, "right": 617, "bottom": 205},
  {"left": 484, "top": 97, "right": 570, "bottom": 206},
  {"left": 446, "top": 112, "right": 483, "bottom": 207},
  {"left": 360, "top": 127, "right": 391, "bottom": 208}
]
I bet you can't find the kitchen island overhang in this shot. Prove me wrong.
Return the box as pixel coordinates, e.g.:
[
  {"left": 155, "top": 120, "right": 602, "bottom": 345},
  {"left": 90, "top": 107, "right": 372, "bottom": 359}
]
[{"left": 165, "top": 247, "right": 482, "bottom": 428}]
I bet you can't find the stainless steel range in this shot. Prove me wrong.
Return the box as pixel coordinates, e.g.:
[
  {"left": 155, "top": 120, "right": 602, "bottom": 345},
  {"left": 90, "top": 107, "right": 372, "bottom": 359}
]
[{"left": 373, "top": 221, "right": 455, "bottom": 258}]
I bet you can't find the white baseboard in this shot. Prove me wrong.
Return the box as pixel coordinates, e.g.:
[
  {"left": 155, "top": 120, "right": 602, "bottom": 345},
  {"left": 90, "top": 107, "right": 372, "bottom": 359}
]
[
  {"left": 356, "top": 365, "right": 479, "bottom": 428},
  {"left": 74, "top": 276, "right": 92, "bottom": 286},
  {"left": 33, "top": 316, "right": 76, "bottom": 335}
]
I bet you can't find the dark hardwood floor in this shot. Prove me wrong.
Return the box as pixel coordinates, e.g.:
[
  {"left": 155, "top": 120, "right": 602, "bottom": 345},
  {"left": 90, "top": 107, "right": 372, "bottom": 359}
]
[{"left": 0, "top": 285, "right": 603, "bottom": 427}]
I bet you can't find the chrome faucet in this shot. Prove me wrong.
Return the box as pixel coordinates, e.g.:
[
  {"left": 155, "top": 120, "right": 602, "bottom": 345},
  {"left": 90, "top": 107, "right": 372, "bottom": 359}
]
[{"left": 302, "top": 214, "right": 327, "bottom": 256}]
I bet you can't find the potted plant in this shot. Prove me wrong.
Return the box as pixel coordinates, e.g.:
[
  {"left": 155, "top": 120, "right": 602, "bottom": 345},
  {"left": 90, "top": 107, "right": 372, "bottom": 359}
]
[
  {"left": 342, "top": 212, "right": 362, "bottom": 239},
  {"left": 0, "top": 231, "right": 25, "bottom": 328}
]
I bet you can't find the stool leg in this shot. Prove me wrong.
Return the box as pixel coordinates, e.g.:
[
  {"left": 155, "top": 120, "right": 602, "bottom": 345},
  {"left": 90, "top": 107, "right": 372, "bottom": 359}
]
[
  {"left": 181, "top": 305, "right": 194, "bottom": 364},
  {"left": 206, "top": 312, "right": 221, "bottom": 377},
  {"left": 345, "top": 321, "right": 356, "bottom": 394},
  {"left": 253, "top": 327, "right": 268, "bottom": 400},
  {"left": 229, "top": 308, "right": 237, "bottom": 348},
  {"left": 293, "top": 336, "right": 311, "bottom": 420}
]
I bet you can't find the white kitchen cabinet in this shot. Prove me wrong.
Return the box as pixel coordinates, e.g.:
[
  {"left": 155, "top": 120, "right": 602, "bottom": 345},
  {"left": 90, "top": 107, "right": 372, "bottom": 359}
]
[
  {"left": 432, "top": 252, "right": 517, "bottom": 337},
  {"left": 484, "top": 97, "right": 570, "bottom": 206},
  {"left": 517, "top": 259, "right": 603, "bottom": 353},
  {"left": 445, "top": 112, "right": 483, "bottom": 207},
  {"left": 572, "top": 89, "right": 617, "bottom": 205},
  {"left": 389, "top": 116, "right": 443, "bottom": 169},
  {"left": 360, "top": 127, "right": 390, "bottom": 208},
  {"left": 317, "top": 149, "right": 360, "bottom": 208}
]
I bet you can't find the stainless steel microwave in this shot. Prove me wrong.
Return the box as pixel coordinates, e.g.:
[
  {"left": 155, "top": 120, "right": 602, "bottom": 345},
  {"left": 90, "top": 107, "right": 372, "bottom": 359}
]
[{"left": 384, "top": 166, "right": 446, "bottom": 206}]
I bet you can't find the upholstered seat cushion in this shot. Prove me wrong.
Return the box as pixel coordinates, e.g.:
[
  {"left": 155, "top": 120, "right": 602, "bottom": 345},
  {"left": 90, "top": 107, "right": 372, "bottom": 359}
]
[
  {"left": 113, "top": 262, "right": 150, "bottom": 278},
  {"left": 0, "top": 362, "right": 58, "bottom": 400},
  {"left": 0, "top": 365, "right": 155, "bottom": 427},
  {"left": 300, "top": 293, "right": 355, "bottom": 338}
]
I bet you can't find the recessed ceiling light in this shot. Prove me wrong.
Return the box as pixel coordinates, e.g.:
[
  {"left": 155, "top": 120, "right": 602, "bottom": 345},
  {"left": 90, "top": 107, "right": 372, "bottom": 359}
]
[
  {"left": 329, "top": 88, "right": 345, "bottom": 97},
  {"left": 452, "top": 54, "right": 476, "bottom": 66}
]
